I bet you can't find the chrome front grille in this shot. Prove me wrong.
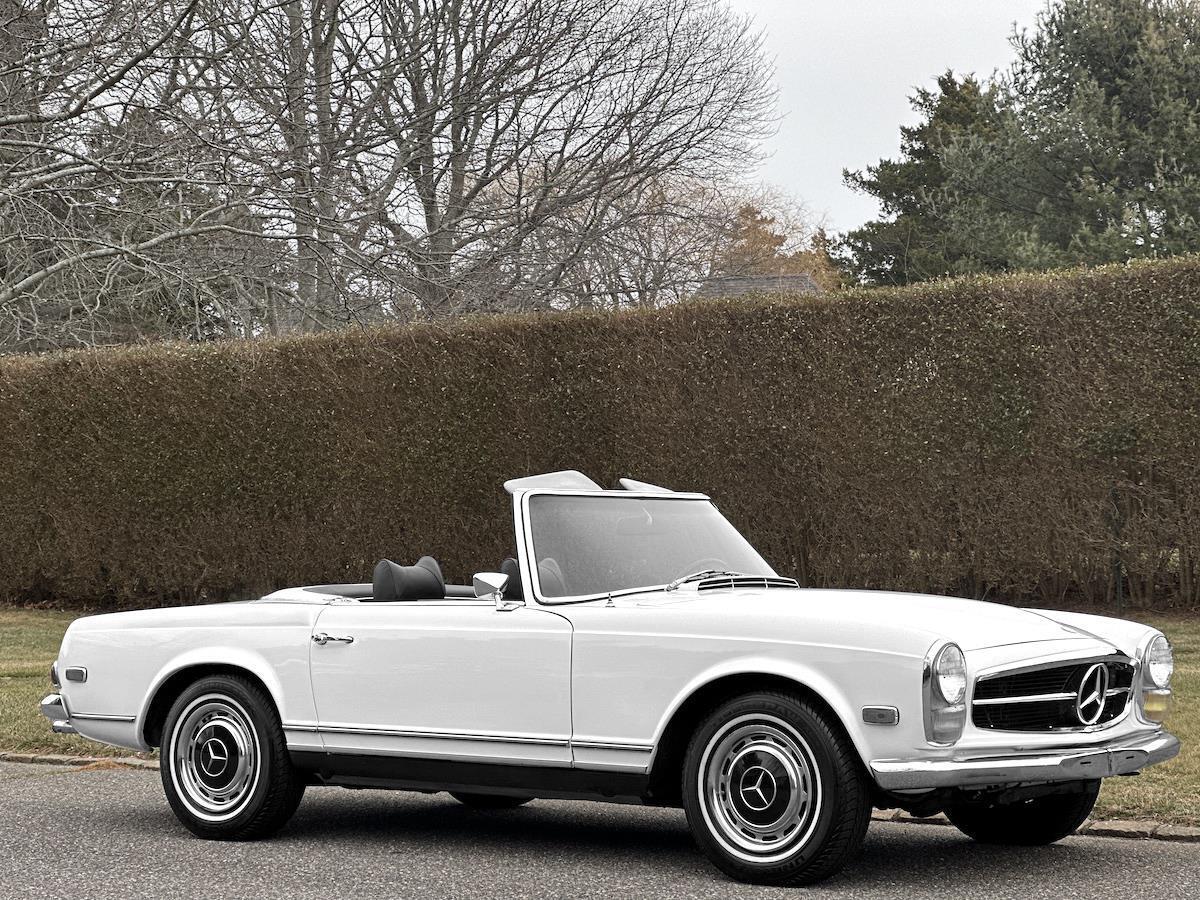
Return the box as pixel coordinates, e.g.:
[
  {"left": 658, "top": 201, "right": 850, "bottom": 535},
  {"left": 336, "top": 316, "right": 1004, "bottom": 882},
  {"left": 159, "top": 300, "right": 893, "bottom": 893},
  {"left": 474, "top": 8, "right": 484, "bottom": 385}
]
[{"left": 972, "top": 658, "right": 1135, "bottom": 732}]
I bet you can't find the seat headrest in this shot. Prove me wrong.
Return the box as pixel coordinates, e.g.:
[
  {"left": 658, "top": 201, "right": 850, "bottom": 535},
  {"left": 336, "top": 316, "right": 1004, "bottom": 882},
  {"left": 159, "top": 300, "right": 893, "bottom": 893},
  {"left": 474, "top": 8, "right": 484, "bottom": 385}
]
[
  {"left": 416, "top": 555, "right": 444, "bottom": 585},
  {"left": 499, "top": 557, "right": 523, "bottom": 600},
  {"left": 537, "top": 557, "right": 566, "bottom": 597},
  {"left": 372, "top": 556, "right": 444, "bottom": 601}
]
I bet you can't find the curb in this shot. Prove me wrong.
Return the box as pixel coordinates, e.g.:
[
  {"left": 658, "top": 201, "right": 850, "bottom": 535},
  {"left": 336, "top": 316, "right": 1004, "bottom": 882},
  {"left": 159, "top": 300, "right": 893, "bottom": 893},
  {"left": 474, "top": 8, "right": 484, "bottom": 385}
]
[
  {"left": 870, "top": 808, "right": 1200, "bottom": 843},
  {"left": 0, "top": 750, "right": 158, "bottom": 771},
  {"left": 4, "top": 752, "right": 1198, "bottom": 842}
]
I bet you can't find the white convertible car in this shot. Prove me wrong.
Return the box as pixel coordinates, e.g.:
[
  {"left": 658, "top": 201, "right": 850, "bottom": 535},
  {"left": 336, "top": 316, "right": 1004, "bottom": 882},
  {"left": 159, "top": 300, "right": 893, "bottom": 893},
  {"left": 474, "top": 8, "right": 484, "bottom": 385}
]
[{"left": 42, "top": 471, "right": 1179, "bottom": 886}]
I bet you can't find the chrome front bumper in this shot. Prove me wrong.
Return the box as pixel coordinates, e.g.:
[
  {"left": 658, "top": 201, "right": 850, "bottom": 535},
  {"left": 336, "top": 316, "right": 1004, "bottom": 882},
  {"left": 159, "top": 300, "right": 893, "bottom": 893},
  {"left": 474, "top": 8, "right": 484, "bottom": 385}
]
[
  {"left": 39, "top": 693, "right": 77, "bottom": 735},
  {"left": 871, "top": 730, "right": 1180, "bottom": 791}
]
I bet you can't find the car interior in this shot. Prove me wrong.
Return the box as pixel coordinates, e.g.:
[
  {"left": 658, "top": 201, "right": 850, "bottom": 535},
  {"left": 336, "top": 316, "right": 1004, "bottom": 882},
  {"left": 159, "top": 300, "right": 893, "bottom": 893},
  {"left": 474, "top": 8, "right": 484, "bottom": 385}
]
[{"left": 299, "top": 556, "right": 525, "bottom": 602}]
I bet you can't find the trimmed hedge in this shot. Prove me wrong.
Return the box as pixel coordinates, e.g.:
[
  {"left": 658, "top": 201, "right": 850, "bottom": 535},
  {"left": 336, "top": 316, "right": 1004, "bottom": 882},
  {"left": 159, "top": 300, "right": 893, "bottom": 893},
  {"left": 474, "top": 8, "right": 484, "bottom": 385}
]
[{"left": 2, "top": 258, "right": 1199, "bottom": 611}]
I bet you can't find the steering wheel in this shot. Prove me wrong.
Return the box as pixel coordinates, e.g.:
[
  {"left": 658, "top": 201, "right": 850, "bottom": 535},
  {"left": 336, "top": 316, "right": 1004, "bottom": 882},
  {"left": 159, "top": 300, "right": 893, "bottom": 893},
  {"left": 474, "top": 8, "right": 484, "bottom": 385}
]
[{"left": 673, "top": 558, "right": 729, "bottom": 581}]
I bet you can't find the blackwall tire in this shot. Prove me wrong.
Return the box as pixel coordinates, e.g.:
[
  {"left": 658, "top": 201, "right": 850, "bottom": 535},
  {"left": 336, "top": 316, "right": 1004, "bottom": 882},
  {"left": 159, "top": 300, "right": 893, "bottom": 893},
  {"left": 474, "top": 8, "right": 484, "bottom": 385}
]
[
  {"left": 160, "top": 674, "right": 305, "bottom": 840},
  {"left": 449, "top": 792, "right": 533, "bottom": 810},
  {"left": 947, "top": 781, "right": 1100, "bottom": 845},
  {"left": 682, "top": 692, "right": 870, "bottom": 886}
]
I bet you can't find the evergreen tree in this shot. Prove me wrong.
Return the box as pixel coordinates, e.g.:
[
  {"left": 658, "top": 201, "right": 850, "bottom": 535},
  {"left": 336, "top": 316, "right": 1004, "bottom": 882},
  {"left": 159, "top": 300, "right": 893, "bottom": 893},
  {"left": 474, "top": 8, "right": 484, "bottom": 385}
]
[
  {"left": 840, "top": 73, "right": 1000, "bottom": 284},
  {"left": 842, "top": 0, "right": 1200, "bottom": 282},
  {"left": 935, "top": 0, "right": 1200, "bottom": 270}
]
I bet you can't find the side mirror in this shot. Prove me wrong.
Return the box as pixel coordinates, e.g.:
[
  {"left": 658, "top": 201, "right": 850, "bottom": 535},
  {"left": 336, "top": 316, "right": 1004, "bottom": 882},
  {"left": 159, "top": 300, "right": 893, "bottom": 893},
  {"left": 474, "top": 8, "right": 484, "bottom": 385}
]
[{"left": 473, "top": 572, "right": 514, "bottom": 610}]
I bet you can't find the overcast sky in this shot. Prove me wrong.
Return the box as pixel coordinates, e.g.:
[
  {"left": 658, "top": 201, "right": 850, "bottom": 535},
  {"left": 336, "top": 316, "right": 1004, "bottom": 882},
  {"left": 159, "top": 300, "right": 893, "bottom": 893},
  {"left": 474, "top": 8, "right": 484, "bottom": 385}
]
[{"left": 726, "top": 0, "right": 1047, "bottom": 233}]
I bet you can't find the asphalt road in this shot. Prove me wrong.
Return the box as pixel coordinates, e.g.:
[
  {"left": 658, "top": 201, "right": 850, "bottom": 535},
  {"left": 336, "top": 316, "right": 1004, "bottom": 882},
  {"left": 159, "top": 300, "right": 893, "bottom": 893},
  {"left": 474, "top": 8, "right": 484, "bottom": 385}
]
[{"left": 1, "top": 761, "right": 1197, "bottom": 900}]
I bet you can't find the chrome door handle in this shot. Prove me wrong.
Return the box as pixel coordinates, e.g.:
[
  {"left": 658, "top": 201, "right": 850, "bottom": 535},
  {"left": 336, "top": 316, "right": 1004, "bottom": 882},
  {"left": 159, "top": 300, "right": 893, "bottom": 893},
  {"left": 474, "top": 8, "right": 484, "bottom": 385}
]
[{"left": 312, "top": 632, "right": 354, "bottom": 645}]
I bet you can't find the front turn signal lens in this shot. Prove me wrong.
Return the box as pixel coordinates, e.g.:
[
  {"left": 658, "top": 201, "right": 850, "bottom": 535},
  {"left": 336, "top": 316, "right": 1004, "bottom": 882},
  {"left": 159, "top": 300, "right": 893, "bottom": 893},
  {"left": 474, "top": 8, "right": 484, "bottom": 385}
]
[{"left": 1141, "top": 688, "right": 1173, "bottom": 723}]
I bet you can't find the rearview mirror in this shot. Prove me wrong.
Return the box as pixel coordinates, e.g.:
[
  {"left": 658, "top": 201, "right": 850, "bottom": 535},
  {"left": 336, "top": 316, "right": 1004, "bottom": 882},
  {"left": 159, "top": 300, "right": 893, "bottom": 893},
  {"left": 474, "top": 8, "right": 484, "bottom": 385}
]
[{"left": 473, "top": 571, "right": 512, "bottom": 609}]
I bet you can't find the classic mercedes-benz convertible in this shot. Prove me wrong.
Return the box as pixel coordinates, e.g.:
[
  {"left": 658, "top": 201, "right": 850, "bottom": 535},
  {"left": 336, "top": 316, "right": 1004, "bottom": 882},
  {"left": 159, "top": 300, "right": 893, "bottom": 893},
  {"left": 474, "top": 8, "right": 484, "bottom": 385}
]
[{"left": 42, "top": 471, "right": 1178, "bottom": 885}]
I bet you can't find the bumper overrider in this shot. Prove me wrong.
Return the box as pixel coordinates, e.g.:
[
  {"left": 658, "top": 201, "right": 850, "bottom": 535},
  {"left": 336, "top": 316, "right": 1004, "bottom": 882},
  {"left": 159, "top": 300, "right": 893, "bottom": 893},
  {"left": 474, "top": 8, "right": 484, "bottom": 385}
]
[
  {"left": 39, "top": 693, "right": 77, "bottom": 735},
  {"left": 871, "top": 730, "right": 1180, "bottom": 791}
]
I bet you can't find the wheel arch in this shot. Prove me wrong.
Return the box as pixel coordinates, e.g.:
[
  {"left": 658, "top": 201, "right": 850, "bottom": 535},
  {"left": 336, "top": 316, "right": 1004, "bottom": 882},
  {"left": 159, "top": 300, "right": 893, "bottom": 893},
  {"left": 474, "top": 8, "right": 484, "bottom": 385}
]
[
  {"left": 140, "top": 653, "right": 283, "bottom": 749},
  {"left": 646, "top": 665, "right": 870, "bottom": 807}
]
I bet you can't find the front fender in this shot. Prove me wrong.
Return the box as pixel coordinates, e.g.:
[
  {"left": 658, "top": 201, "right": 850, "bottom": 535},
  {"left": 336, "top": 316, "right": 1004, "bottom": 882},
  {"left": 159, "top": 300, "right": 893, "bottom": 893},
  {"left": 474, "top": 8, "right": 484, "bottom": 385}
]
[
  {"left": 136, "top": 646, "right": 295, "bottom": 750},
  {"left": 649, "top": 649, "right": 927, "bottom": 772}
]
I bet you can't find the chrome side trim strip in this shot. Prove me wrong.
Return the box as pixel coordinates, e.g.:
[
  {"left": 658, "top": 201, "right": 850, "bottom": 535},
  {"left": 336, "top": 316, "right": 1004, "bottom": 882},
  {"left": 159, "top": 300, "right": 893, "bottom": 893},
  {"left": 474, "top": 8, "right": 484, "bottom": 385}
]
[
  {"left": 293, "top": 744, "right": 574, "bottom": 768},
  {"left": 312, "top": 725, "right": 570, "bottom": 747},
  {"left": 72, "top": 713, "right": 136, "bottom": 722},
  {"left": 284, "top": 724, "right": 651, "bottom": 754},
  {"left": 571, "top": 740, "right": 654, "bottom": 752}
]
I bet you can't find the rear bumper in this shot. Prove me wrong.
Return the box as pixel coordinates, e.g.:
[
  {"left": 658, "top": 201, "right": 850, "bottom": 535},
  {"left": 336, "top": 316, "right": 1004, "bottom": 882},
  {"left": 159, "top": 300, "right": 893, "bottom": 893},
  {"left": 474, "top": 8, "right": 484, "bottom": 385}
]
[
  {"left": 39, "top": 693, "right": 77, "bottom": 735},
  {"left": 871, "top": 730, "right": 1180, "bottom": 791}
]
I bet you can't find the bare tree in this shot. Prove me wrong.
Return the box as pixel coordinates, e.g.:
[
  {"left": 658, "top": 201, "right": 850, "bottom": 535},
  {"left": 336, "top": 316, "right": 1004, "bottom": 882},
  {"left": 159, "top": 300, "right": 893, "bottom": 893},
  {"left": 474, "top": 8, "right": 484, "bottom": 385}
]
[
  {"left": 0, "top": 0, "right": 775, "bottom": 350},
  {"left": 183, "top": 0, "right": 413, "bottom": 330},
  {"left": 369, "top": 0, "right": 774, "bottom": 316},
  {"left": 0, "top": 0, "right": 296, "bottom": 349},
  {"left": 497, "top": 177, "right": 732, "bottom": 310}
]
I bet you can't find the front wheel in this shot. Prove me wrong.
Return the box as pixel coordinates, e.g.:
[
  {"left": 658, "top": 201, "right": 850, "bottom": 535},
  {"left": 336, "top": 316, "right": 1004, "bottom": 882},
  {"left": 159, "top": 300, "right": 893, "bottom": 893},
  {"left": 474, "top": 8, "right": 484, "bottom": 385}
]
[
  {"left": 946, "top": 781, "right": 1100, "bottom": 845},
  {"left": 160, "top": 674, "right": 305, "bottom": 840},
  {"left": 682, "top": 692, "right": 870, "bottom": 886}
]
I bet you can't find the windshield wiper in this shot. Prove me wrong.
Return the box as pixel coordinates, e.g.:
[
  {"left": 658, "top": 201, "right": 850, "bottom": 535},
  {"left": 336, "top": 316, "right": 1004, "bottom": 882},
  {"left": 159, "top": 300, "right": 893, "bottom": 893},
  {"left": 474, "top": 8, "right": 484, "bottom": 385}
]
[{"left": 665, "top": 570, "right": 751, "bottom": 592}]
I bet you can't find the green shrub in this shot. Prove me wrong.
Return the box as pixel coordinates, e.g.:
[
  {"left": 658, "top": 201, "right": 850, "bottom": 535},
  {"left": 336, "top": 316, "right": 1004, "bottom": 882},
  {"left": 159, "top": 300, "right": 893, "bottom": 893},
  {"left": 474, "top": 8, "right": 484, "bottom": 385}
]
[{"left": 2, "top": 258, "right": 1199, "bottom": 610}]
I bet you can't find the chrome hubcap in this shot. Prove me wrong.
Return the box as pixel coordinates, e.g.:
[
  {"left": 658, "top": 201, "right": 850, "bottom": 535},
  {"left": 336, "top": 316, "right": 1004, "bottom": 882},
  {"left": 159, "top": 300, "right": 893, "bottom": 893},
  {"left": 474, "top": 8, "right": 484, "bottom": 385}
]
[
  {"left": 699, "top": 715, "right": 822, "bottom": 863},
  {"left": 170, "top": 695, "right": 260, "bottom": 822}
]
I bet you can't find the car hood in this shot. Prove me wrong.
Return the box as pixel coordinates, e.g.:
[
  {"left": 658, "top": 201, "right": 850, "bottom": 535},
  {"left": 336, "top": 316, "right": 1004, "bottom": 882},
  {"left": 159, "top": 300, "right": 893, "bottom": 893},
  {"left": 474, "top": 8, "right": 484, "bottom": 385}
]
[{"left": 627, "top": 587, "right": 1119, "bottom": 652}]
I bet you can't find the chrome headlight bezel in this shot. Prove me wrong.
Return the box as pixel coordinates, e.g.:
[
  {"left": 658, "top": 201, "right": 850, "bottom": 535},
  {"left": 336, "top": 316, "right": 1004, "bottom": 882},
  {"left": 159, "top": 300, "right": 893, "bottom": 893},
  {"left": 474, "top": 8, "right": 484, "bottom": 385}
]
[
  {"left": 1142, "top": 633, "right": 1174, "bottom": 689},
  {"left": 933, "top": 643, "right": 967, "bottom": 705},
  {"left": 923, "top": 641, "right": 968, "bottom": 745}
]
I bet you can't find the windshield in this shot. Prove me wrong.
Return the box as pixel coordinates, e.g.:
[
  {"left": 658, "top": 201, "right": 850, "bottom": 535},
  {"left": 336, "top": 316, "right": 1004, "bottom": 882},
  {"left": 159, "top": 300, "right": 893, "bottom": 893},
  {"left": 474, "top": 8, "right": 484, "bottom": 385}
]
[{"left": 527, "top": 495, "right": 775, "bottom": 600}]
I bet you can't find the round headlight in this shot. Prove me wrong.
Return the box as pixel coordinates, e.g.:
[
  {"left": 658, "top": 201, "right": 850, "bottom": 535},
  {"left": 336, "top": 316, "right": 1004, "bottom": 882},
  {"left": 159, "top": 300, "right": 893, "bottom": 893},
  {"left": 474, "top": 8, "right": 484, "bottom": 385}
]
[
  {"left": 934, "top": 643, "right": 967, "bottom": 705},
  {"left": 1144, "top": 634, "right": 1174, "bottom": 688}
]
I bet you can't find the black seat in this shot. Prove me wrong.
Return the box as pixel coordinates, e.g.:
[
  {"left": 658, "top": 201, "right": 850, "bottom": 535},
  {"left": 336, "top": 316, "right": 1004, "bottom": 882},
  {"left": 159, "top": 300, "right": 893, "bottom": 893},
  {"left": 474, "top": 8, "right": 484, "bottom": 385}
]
[
  {"left": 371, "top": 556, "right": 444, "bottom": 601},
  {"left": 500, "top": 557, "right": 523, "bottom": 600}
]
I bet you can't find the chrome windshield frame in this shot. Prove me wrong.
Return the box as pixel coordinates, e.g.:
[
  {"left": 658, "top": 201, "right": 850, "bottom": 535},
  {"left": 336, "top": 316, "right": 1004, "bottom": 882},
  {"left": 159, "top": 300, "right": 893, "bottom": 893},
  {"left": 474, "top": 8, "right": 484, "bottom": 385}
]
[{"left": 514, "top": 488, "right": 773, "bottom": 606}]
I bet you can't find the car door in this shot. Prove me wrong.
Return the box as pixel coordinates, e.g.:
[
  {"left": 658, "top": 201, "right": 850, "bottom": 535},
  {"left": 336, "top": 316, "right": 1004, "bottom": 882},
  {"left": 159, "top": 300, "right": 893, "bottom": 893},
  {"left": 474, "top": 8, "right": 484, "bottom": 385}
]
[{"left": 308, "top": 598, "right": 573, "bottom": 766}]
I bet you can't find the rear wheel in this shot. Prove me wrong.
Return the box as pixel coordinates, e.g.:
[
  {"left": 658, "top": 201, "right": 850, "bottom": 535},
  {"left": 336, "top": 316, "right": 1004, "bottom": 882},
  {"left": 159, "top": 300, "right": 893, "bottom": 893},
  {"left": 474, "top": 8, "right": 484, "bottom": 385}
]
[
  {"left": 449, "top": 792, "right": 533, "bottom": 810},
  {"left": 947, "top": 781, "right": 1100, "bottom": 845},
  {"left": 160, "top": 674, "right": 305, "bottom": 840},
  {"left": 682, "top": 692, "right": 870, "bottom": 886}
]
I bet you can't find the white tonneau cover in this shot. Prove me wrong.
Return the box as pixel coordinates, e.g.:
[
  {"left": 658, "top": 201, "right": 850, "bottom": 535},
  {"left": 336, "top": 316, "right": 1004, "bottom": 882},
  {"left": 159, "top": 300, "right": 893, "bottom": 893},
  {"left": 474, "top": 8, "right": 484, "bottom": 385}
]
[
  {"left": 503, "top": 470, "right": 674, "bottom": 494},
  {"left": 503, "top": 470, "right": 603, "bottom": 493}
]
